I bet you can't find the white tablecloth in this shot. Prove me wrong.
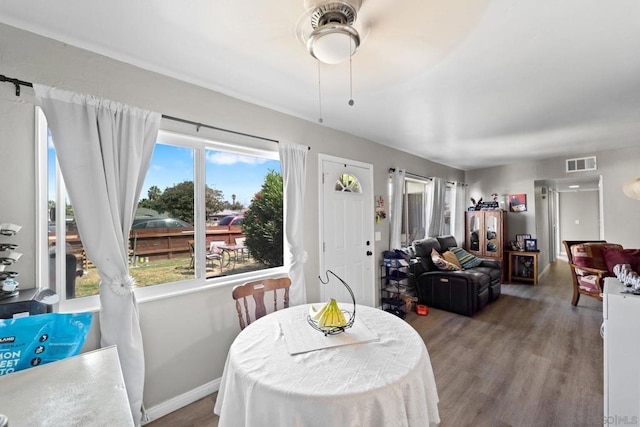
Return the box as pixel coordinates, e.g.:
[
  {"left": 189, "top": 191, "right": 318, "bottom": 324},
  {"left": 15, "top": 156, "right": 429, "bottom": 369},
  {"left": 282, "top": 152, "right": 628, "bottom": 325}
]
[{"left": 214, "top": 304, "right": 440, "bottom": 427}]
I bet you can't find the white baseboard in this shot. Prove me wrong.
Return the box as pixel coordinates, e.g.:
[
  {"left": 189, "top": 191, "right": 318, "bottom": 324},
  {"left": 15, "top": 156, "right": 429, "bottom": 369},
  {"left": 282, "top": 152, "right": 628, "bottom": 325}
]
[{"left": 142, "top": 378, "right": 221, "bottom": 424}]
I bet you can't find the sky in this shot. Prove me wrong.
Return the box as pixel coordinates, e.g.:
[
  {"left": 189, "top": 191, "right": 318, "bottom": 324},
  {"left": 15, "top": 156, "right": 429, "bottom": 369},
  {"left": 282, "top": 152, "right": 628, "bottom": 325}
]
[
  {"left": 143, "top": 143, "right": 280, "bottom": 208},
  {"left": 48, "top": 135, "right": 281, "bottom": 211}
]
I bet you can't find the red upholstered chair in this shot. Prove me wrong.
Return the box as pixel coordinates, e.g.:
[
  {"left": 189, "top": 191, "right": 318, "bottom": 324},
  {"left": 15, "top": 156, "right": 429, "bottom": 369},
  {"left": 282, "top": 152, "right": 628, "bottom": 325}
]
[{"left": 563, "top": 240, "right": 620, "bottom": 306}]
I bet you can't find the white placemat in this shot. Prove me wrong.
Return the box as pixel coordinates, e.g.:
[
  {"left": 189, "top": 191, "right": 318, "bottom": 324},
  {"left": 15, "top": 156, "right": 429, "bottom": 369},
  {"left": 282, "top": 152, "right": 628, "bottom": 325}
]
[{"left": 280, "top": 316, "right": 379, "bottom": 355}]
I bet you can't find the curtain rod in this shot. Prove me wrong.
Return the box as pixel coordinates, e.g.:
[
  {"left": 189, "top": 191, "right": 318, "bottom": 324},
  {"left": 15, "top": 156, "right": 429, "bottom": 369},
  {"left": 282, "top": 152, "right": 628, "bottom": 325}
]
[
  {"left": 161, "top": 114, "right": 280, "bottom": 144},
  {"left": 0, "top": 74, "right": 33, "bottom": 96},
  {"left": 388, "top": 168, "right": 465, "bottom": 186},
  {"left": 1, "top": 73, "right": 310, "bottom": 149},
  {"left": 388, "top": 167, "right": 432, "bottom": 181}
]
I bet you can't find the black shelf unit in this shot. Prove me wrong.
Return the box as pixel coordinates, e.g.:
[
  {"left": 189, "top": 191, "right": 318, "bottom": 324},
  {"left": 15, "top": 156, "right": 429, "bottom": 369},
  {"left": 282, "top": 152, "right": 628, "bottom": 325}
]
[
  {"left": 380, "top": 259, "right": 416, "bottom": 318},
  {"left": 1, "top": 222, "right": 22, "bottom": 300}
]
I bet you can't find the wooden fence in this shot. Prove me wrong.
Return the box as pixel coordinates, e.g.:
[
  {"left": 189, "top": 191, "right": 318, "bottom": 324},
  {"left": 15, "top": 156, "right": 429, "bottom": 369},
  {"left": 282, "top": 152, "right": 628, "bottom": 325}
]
[{"left": 50, "top": 227, "right": 245, "bottom": 268}]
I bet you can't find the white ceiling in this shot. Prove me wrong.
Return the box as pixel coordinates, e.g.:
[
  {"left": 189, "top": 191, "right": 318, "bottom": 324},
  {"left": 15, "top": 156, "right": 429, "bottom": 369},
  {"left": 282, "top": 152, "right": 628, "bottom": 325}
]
[{"left": 2, "top": 0, "right": 640, "bottom": 171}]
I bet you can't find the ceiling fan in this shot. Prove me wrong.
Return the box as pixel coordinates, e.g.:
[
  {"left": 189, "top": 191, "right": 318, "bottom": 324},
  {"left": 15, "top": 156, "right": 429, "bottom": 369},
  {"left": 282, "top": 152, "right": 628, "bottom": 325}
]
[
  {"left": 305, "top": 1, "right": 362, "bottom": 64},
  {"left": 295, "top": 0, "right": 488, "bottom": 89}
]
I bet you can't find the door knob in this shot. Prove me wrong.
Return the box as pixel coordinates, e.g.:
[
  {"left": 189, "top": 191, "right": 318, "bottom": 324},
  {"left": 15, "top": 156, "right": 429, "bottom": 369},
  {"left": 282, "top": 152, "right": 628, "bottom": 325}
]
[{"left": 366, "top": 251, "right": 373, "bottom": 256}]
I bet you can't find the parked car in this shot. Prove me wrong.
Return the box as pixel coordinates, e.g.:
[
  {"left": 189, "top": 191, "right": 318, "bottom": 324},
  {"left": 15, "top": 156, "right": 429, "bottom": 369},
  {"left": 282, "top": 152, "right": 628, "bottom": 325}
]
[
  {"left": 211, "top": 215, "right": 243, "bottom": 231},
  {"left": 131, "top": 217, "right": 192, "bottom": 229},
  {"left": 218, "top": 215, "right": 243, "bottom": 227},
  {"left": 47, "top": 220, "right": 79, "bottom": 234}
]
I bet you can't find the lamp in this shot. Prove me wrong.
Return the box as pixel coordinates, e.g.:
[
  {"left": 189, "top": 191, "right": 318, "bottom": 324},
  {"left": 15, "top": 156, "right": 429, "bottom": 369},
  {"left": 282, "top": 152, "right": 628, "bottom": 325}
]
[
  {"left": 307, "top": 2, "right": 360, "bottom": 64},
  {"left": 623, "top": 177, "right": 640, "bottom": 200}
]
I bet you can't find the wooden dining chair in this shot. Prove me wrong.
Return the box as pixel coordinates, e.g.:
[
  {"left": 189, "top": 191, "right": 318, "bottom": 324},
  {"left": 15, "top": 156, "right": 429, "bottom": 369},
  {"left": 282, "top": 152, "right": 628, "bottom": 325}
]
[{"left": 231, "top": 277, "right": 291, "bottom": 330}]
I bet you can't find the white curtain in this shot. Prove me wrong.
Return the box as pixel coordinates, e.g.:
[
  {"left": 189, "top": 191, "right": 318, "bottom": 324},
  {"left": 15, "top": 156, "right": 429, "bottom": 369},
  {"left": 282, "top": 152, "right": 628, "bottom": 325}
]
[
  {"left": 451, "top": 182, "right": 468, "bottom": 245},
  {"left": 34, "top": 85, "right": 161, "bottom": 425},
  {"left": 279, "top": 142, "right": 308, "bottom": 305},
  {"left": 426, "top": 177, "right": 447, "bottom": 237},
  {"left": 389, "top": 169, "right": 406, "bottom": 249}
]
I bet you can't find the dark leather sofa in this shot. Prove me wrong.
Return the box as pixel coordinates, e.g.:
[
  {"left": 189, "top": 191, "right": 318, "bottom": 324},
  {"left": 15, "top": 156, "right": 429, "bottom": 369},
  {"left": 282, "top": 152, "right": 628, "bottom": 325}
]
[{"left": 408, "top": 235, "right": 501, "bottom": 316}]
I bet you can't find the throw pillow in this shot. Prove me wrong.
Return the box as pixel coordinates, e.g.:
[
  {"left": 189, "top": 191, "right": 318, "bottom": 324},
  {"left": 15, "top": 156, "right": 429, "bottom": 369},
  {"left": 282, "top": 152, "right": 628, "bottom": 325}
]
[
  {"left": 449, "top": 247, "right": 483, "bottom": 269},
  {"left": 601, "top": 247, "right": 640, "bottom": 274},
  {"left": 572, "top": 243, "right": 622, "bottom": 271},
  {"left": 442, "top": 251, "right": 462, "bottom": 269},
  {"left": 431, "top": 248, "right": 461, "bottom": 271}
]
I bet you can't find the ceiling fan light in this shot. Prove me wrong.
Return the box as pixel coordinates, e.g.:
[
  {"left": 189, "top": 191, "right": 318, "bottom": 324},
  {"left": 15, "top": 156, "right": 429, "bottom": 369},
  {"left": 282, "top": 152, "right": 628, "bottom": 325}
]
[
  {"left": 308, "top": 23, "right": 360, "bottom": 64},
  {"left": 623, "top": 177, "right": 640, "bottom": 200}
]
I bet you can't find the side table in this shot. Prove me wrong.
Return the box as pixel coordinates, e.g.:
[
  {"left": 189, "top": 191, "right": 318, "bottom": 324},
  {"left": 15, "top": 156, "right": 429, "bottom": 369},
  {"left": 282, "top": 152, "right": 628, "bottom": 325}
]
[
  {"left": 507, "top": 250, "right": 539, "bottom": 285},
  {"left": 0, "top": 345, "right": 133, "bottom": 425}
]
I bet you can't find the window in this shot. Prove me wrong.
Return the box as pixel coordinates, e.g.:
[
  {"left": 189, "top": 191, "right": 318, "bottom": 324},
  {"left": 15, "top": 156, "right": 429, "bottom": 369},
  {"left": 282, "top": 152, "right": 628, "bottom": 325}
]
[
  {"left": 45, "top": 136, "right": 89, "bottom": 300},
  {"left": 403, "top": 179, "right": 428, "bottom": 244},
  {"left": 335, "top": 173, "right": 362, "bottom": 193},
  {"left": 442, "top": 184, "right": 453, "bottom": 236},
  {"left": 39, "top": 111, "right": 283, "bottom": 302},
  {"left": 399, "top": 177, "right": 455, "bottom": 245}
]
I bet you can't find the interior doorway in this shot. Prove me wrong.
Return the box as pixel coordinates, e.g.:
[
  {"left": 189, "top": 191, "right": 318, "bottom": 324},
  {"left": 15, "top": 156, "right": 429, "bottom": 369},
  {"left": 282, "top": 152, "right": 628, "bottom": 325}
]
[{"left": 538, "top": 176, "right": 602, "bottom": 261}]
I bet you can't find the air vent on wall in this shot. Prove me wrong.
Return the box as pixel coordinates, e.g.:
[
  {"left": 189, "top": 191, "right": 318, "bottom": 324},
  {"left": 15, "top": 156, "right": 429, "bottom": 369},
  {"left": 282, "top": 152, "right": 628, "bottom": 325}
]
[{"left": 566, "top": 156, "right": 597, "bottom": 173}]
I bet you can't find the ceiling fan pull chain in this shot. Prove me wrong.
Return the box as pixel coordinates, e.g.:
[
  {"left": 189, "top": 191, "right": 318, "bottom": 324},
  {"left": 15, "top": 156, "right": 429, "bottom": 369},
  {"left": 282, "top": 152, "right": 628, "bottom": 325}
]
[
  {"left": 317, "top": 61, "right": 324, "bottom": 124},
  {"left": 348, "top": 55, "right": 354, "bottom": 106}
]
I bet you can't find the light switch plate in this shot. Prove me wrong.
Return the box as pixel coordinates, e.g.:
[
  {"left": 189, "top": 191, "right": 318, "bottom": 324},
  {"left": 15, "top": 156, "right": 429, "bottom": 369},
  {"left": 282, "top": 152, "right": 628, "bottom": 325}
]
[{"left": 375, "top": 231, "right": 381, "bottom": 241}]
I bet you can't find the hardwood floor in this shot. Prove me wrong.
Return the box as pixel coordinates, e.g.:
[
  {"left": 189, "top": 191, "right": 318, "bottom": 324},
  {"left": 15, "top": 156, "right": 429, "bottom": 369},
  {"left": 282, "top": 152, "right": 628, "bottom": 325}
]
[
  {"left": 412, "top": 260, "right": 603, "bottom": 426},
  {"left": 147, "top": 260, "right": 603, "bottom": 427},
  {"left": 147, "top": 393, "right": 219, "bottom": 427}
]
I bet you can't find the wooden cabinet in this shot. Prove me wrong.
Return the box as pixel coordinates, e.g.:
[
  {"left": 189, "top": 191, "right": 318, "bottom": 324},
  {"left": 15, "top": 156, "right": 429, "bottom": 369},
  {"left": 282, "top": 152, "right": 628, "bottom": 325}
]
[
  {"left": 465, "top": 210, "right": 506, "bottom": 268},
  {"left": 506, "top": 250, "right": 539, "bottom": 285}
]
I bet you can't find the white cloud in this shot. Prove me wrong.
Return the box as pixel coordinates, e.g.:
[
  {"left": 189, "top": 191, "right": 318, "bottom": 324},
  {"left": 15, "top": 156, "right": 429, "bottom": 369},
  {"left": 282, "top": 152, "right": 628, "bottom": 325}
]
[{"left": 206, "top": 152, "right": 269, "bottom": 166}]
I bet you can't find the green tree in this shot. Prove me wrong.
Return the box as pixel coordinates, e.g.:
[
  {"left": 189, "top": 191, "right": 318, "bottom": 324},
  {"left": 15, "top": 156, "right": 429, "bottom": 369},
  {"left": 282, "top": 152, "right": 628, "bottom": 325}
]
[
  {"left": 223, "top": 194, "right": 245, "bottom": 211},
  {"left": 48, "top": 201, "right": 75, "bottom": 220},
  {"left": 137, "top": 198, "right": 157, "bottom": 210},
  {"left": 148, "top": 181, "right": 225, "bottom": 223},
  {"left": 205, "top": 185, "right": 226, "bottom": 219},
  {"left": 242, "top": 171, "right": 283, "bottom": 267},
  {"left": 147, "top": 185, "right": 162, "bottom": 201},
  {"left": 154, "top": 181, "right": 194, "bottom": 222}
]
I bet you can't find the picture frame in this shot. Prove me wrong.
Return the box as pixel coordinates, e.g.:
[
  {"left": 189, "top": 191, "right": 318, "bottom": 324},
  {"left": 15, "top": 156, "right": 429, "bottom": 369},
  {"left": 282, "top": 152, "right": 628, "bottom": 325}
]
[
  {"left": 515, "top": 234, "right": 531, "bottom": 250},
  {"left": 509, "top": 194, "right": 527, "bottom": 212},
  {"left": 524, "top": 238, "right": 537, "bottom": 251},
  {"left": 375, "top": 195, "right": 386, "bottom": 223}
]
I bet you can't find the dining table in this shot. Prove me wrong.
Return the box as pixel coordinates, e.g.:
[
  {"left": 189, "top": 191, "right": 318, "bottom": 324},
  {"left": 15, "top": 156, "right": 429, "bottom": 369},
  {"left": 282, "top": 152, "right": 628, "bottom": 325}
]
[
  {"left": 219, "top": 243, "right": 245, "bottom": 271},
  {"left": 214, "top": 303, "right": 440, "bottom": 426}
]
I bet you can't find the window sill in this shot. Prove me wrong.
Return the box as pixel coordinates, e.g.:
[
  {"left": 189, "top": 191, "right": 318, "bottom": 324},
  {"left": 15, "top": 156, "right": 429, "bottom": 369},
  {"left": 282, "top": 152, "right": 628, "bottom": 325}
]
[{"left": 56, "top": 266, "right": 289, "bottom": 314}]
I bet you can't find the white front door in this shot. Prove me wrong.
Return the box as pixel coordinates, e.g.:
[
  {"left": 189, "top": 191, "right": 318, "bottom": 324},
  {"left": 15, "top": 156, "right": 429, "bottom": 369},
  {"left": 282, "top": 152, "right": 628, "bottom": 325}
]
[{"left": 319, "top": 155, "right": 375, "bottom": 307}]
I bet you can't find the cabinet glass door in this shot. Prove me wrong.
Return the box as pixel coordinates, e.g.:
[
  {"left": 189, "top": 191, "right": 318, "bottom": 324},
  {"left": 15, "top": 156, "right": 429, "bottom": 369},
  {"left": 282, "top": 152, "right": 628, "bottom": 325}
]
[
  {"left": 468, "top": 213, "right": 480, "bottom": 252},
  {"left": 485, "top": 214, "right": 498, "bottom": 254}
]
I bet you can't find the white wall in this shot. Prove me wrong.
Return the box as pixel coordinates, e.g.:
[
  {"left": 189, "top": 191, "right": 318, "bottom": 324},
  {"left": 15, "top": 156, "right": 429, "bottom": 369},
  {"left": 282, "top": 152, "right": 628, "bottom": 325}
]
[
  {"left": 466, "top": 147, "right": 640, "bottom": 273},
  {"left": 559, "top": 190, "right": 600, "bottom": 241},
  {"left": 0, "top": 23, "right": 464, "bottom": 410}
]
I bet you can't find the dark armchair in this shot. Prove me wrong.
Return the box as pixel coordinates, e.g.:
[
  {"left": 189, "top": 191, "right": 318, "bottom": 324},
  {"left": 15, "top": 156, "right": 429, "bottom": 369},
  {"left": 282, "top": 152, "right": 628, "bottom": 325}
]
[{"left": 409, "top": 235, "right": 501, "bottom": 316}]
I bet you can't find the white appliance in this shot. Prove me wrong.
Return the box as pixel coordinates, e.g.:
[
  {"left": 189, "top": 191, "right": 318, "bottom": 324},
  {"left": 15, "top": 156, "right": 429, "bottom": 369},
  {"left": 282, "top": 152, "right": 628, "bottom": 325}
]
[{"left": 603, "top": 277, "right": 640, "bottom": 425}]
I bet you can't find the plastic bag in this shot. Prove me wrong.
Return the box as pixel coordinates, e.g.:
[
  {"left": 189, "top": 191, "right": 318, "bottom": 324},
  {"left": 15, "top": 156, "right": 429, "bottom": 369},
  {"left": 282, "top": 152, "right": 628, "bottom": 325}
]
[{"left": 0, "top": 312, "right": 92, "bottom": 376}]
